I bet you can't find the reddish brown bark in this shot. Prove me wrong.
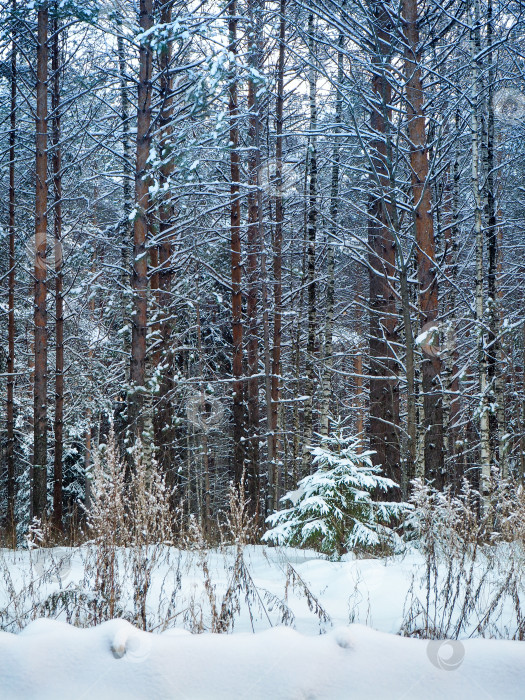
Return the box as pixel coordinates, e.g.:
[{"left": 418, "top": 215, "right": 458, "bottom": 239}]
[
  {"left": 150, "top": 244, "right": 159, "bottom": 367},
  {"left": 129, "top": 0, "right": 153, "bottom": 438},
  {"left": 33, "top": 4, "right": 49, "bottom": 520},
  {"left": 245, "top": 0, "right": 263, "bottom": 515},
  {"left": 116, "top": 11, "right": 132, "bottom": 309},
  {"left": 155, "top": 2, "right": 176, "bottom": 481},
  {"left": 270, "top": 0, "right": 285, "bottom": 508},
  {"left": 151, "top": 53, "right": 177, "bottom": 489},
  {"left": 402, "top": 0, "right": 444, "bottom": 485},
  {"left": 302, "top": 12, "right": 318, "bottom": 476},
  {"left": 368, "top": 1, "right": 401, "bottom": 488},
  {"left": 229, "top": 0, "right": 244, "bottom": 484},
  {"left": 52, "top": 9, "right": 63, "bottom": 530},
  {"left": 155, "top": 55, "right": 176, "bottom": 491}
]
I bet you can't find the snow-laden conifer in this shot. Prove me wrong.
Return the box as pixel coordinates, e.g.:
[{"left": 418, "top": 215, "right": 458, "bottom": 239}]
[{"left": 263, "top": 424, "right": 408, "bottom": 556}]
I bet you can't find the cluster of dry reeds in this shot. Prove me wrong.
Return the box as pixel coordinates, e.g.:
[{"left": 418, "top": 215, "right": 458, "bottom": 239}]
[
  {"left": 0, "top": 432, "right": 329, "bottom": 635},
  {"left": 402, "top": 475, "right": 525, "bottom": 640}
]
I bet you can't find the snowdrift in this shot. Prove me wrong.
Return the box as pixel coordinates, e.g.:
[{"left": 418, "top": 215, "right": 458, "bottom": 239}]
[{"left": 0, "top": 618, "right": 523, "bottom": 699}]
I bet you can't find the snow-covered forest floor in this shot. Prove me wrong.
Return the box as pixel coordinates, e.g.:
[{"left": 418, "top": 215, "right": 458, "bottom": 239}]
[
  {"left": 0, "top": 544, "right": 523, "bottom": 637},
  {"left": 0, "top": 545, "right": 433, "bottom": 634},
  {"left": 0, "top": 543, "right": 525, "bottom": 698},
  {"left": 2, "top": 444, "right": 525, "bottom": 697},
  {"left": 3, "top": 617, "right": 525, "bottom": 699}
]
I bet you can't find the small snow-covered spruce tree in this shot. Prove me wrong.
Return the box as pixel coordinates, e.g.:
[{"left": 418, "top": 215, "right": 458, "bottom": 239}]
[{"left": 263, "top": 425, "right": 408, "bottom": 557}]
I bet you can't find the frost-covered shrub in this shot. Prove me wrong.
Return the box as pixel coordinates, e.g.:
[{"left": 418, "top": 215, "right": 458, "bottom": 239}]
[
  {"left": 85, "top": 430, "right": 174, "bottom": 628},
  {"left": 263, "top": 426, "right": 408, "bottom": 557},
  {"left": 405, "top": 473, "right": 525, "bottom": 549},
  {"left": 402, "top": 477, "right": 525, "bottom": 640}
]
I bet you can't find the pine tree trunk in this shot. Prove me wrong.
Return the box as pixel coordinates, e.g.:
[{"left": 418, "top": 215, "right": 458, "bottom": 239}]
[
  {"left": 302, "top": 12, "right": 318, "bottom": 476},
  {"left": 367, "top": 1, "right": 401, "bottom": 488},
  {"left": 6, "top": 0, "right": 17, "bottom": 542},
  {"left": 470, "top": 2, "right": 492, "bottom": 504},
  {"left": 484, "top": 0, "right": 505, "bottom": 472},
  {"left": 155, "top": 0, "right": 176, "bottom": 491},
  {"left": 402, "top": 0, "right": 443, "bottom": 486},
  {"left": 269, "top": 0, "right": 286, "bottom": 509},
  {"left": 52, "top": 8, "right": 63, "bottom": 530},
  {"left": 117, "top": 11, "right": 132, "bottom": 369},
  {"left": 33, "top": 3, "right": 49, "bottom": 520},
  {"left": 320, "top": 23, "right": 343, "bottom": 438},
  {"left": 398, "top": 258, "right": 417, "bottom": 489},
  {"left": 194, "top": 272, "right": 211, "bottom": 531},
  {"left": 442, "top": 110, "right": 461, "bottom": 484},
  {"left": 129, "top": 0, "right": 153, "bottom": 441},
  {"left": 229, "top": 0, "right": 244, "bottom": 484},
  {"left": 245, "top": 0, "right": 262, "bottom": 514}
]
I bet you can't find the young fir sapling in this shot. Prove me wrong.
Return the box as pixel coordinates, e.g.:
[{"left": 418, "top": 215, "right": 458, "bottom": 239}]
[{"left": 263, "top": 423, "right": 408, "bottom": 557}]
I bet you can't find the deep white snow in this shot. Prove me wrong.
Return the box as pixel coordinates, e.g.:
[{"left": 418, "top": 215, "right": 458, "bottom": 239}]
[
  {"left": 1, "top": 618, "right": 524, "bottom": 699},
  {"left": 0, "top": 545, "right": 524, "bottom": 698}
]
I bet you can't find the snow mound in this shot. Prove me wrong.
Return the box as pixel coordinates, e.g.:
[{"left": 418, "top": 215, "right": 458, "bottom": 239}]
[{"left": 0, "top": 619, "right": 524, "bottom": 699}]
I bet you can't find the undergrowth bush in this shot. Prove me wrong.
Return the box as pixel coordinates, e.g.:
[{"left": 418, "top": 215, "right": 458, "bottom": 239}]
[
  {"left": 3, "top": 438, "right": 525, "bottom": 643},
  {"left": 263, "top": 424, "right": 408, "bottom": 557},
  {"left": 402, "top": 476, "right": 525, "bottom": 640},
  {"left": 0, "top": 436, "right": 331, "bottom": 636}
]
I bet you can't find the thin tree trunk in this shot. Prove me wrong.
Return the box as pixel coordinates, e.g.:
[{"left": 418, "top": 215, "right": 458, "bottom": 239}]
[
  {"left": 269, "top": 0, "right": 286, "bottom": 509},
  {"left": 33, "top": 3, "right": 49, "bottom": 520},
  {"left": 112, "top": 10, "right": 133, "bottom": 458},
  {"left": 484, "top": 0, "right": 504, "bottom": 471},
  {"left": 293, "top": 217, "right": 305, "bottom": 486},
  {"left": 6, "top": 0, "right": 17, "bottom": 542},
  {"left": 355, "top": 353, "right": 364, "bottom": 441},
  {"left": 368, "top": 1, "right": 401, "bottom": 488},
  {"left": 442, "top": 109, "right": 461, "bottom": 485},
  {"left": 245, "top": 0, "right": 262, "bottom": 514},
  {"left": 442, "top": 190, "right": 458, "bottom": 472},
  {"left": 260, "top": 219, "right": 273, "bottom": 516},
  {"left": 402, "top": 0, "right": 443, "bottom": 486},
  {"left": 353, "top": 285, "right": 365, "bottom": 450},
  {"left": 320, "top": 23, "right": 344, "bottom": 437},
  {"left": 129, "top": 0, "right": 153, "bottom": 440},
  {"left": 194, "top": 271, "right": 211, "bottom": 532},
  {"left": 398, "top": 257, "right": 417, "bottom": 487},
  {"left": 302, "top": 12, "right": 318, "bottom": 476},
  {"left": 470, "top": 1, "right": 491, "bottom": 504},
  {"left": 495, "top": 224, "right": 507, "bottom": 476},
  {"left": 84, "top": 217, "right": 97, "bottom": 513},
  {"left": 52, "top": 8, "right": 63, "bottom": 531},
  {"left": 257, "top": 121, "right": 273, "bottom": 515},
  {"left": 150, "top": 242, "right": 159, "bottom": 368},
  {"left": 155, "top": 0, "right": 176, "bottom": 490},
  {"left": 117, "top": 11, "right": 133, "bottom": 373},
  {"left": 229, "top": 0, "right": 244, "bottom": 484}
]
